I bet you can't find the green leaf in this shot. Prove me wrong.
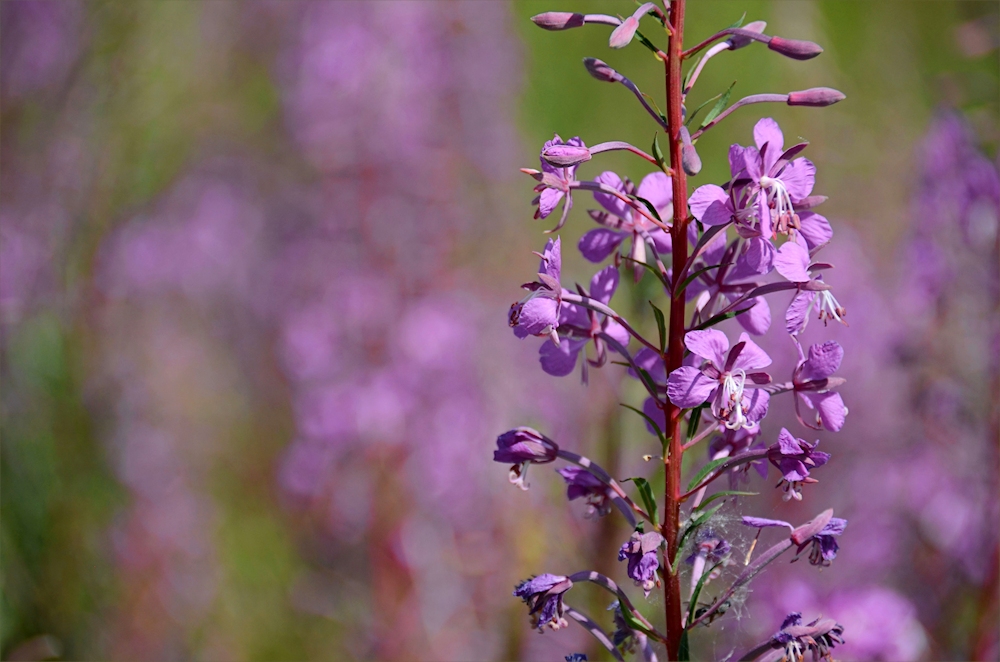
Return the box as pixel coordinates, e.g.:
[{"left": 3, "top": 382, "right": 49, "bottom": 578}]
[
  {"left": 700, "top": 80, "right": 737, "bottom": 130},
  {"left": 620, "top": 255, "right": 669, "bottom": 288},
  {"left": 685, "top": 456, "right": 730, "bottom": 493},
  {"left": 684, "top": 89, "right": 723, "bottom": 127},
  {"left": 652, "top": 133, "right": 667, "bottom": 170},
  {"left": 624, "top": 476, "right": 659, "bottom": 525},
  {"left": 693, "top": 306, "right": 753, "bottom": 331},
  {"left": 679, "top": 631, "right": 691, "bottom": 661},
  {"left": 632, "top": 29, "right": 662, "bottom": 57},
  {"left": 675, "top": 263, "right": 723, "bottom": 297},
  {"left": 633, "top": 195, "right": 665, "bottom": 226},
  {"left": 728, "top": 12, "right": 747, "bottom": 29},
  {"left": 620, "top": 404, "right": 668, "bottom": 456},
  {"left": 620, "top": 603, "right": 657, "bottom": 638},
  {"left": 697, "top": 490, "right": 758, "bottom": 509},
  {"left": 649, "top": 301, "right": 666, "bottom": 352},
  {"left": 641, "top": 94, "right": 668, "bottom": 128},
  {"left": 674, "top": 501, "right": 726, "bottom": 569},
  {"left": 686, "top": 561, "right": 724, "bottom": 629},
  {"left": 685, "top": 404, "right": 706, "bottom": 441}
]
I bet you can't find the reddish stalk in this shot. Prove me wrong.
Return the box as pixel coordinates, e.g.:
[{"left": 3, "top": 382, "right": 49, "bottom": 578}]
[{"left": 662, "top": 0, "right": 689, "bottom": 658}]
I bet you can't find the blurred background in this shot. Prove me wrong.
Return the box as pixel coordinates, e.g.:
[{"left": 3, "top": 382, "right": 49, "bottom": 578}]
[{"left": 1, "top": 1, "right": 997, "bottom": 660}]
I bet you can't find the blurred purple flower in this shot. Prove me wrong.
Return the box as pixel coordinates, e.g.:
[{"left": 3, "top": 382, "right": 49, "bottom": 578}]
[
  {"left": 514, "top": 573, "right": 574, "bottom": 630},
  {"left": 557, "top": 466, "right": 612, "bottom": 518},
  {"left": 618, "top": 530, "right": 664, "bottom": 596},
  {"left": 766, "top": 428, "right": 830, "bottom": 501}
]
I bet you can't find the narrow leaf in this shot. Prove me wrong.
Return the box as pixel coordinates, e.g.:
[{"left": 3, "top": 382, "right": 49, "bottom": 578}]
[
  {"left": 685, "top": 456, "right": 730, "bottom": 493},
  {"left": 649, "top": 301, "right": 666, "bottom": 352},
  {"left": 684, "top": 89, "right": 723, "bottom": 127},
  {"left": 686, "top": 561, "right": 724, "bottom": 628},
  {"left": 727, "top": 12, "right": 747, "bottom": 29},
  {"left": 685, "top": 404, "right": 706, "bottom": 440},
  {"left": 700, "top": 81, "right": 737, "bottom": 130},
  {"left": 693, "top": 306, "right": 753, "bottom": 331},
  {"left": 633, "top": 195, "right": 665, "bottom": 225},
  {"left": 620, "top": 603, "right": 657, "bottom": 638},
  {"left": 621, "top": 404, "right": 669, "bottom": 456},
  {"left": 697, "top": 490, "right": 758, "bottom": 509},
  {"left": 624, "top": 476, "right": 659, "bottom": 525},
  {"left": 675, "top": 263, "right": 724, "bottom": 297},
  {"left": 651, "top": 133, "right": 667, "bottom": 170}
]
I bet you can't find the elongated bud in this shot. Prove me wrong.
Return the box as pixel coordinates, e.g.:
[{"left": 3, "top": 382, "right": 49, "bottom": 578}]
[
  {"left": 679, "top": 126, "right": 701, "bottom": 176},
  {"left": 583, "top": 57, "right": 620, "bottom": 83},
  {"left": 493, "top": 427, "right": 559, "bottom": 464},
  {"left": 541, "top": 143, "right": 592, "bottom": 167},
  {"left": 608, "top": 3, "right": 657, "bottom": 48},
  {"left": 791, "top": 508, "right": 833, "bottom": 545},
  {"left": 787, "top": 87, "right": 846, "bottom": 107},
  {"left": 531, "top": 12, "right": 585, "bottom": 30},
  {"left": 727, "top": 20, "right": 767, "bottom": 49},
  {"left": 768, "top": 36, "right": 823, "bottom": 60}
]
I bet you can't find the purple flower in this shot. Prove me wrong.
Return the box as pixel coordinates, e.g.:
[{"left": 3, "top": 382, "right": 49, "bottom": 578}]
[
  {"left": 760, "top": 612, "right": 845, "bottom": 662},
  {"left": 767, "top": 428, "right": 831, "bottom": 501},
  {"left": 539, "top": 265, "right": 629, "bottom": 378},
  {"left": 618, "top": 530, "right": 664, "bottom": 596},
  {"left": 686, "top": 237, "right": 772, "bottom": 335},
  {"left": 792, "top": 340, "right": 848, "bottom": 431},
  {"left": 509, "top": 237, "right": 562, "bottom": 343},
  {"left": 774, "top": 237, "right": 847, "bottom": 335},
  {"left": 557, "top": 466, "right": 612, "bottom": 518},
  {"left": 513, "top": 573, "right": 574, "bottom": 630},
  {"left": 493, "top": 427, "right": 559, "bottom": 490},
  {"left": 526, "top": 135, "right": 585, "bottom": 229},
  {"left": 742, "top": 512, "right": 847, "bottom": 567},
  {"left": 667, "top": 329, "right": 772, "bottom": 430},
  {"left": 580, "top": 171, "right": 673, "bottom": 281}
]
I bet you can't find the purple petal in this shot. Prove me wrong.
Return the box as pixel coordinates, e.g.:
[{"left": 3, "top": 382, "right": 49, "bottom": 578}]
[
  {"left": 539, "top": 338, "right": 585, "bottom": 377},
  {"left": 785, "top": 290, "right": 816, "bottom": 335},
  {"left": 742, "top": 516, "right": 793, "bottom": 530},
  {"left": 604, "top": 318, "right": 631, "bottom": 348},
  {"left": 731, "top": 332, "right": 772, "bottom": 371},
  {"left": 776, "top": 428, "right": 801, "bottom": 455},
  {"left": 736, "top": 297, "right": 771, "bottom": 335},
  {"left": 741, "top": 236, "right": 775, "bottom": 275},
  {"left": 797, "top": 211, "right": 833, "bottom": 249},
  {"left": 753, "top": 118, "right": 785, "bottom": 171},
  {"left": 541, "top": 236, "right": 562, "bottom": 282},
  {"left": 781, "top": 158, "right": 815, "bottom": 200},
  {"left": 821, "top": 518, "right": 848, "bottom": 537},
  {"left": 593, "top": 171, "right": 630, "bottom": 219},
  {"left": 630, "top": 347, "right": 666, "bottom": 383},
  {"left": 636, "top": 171, "right": 673, "bottom": 213},
  {"left": 744, "top": 146, "right": 763, "bottom": 182},
  {"left": 800, "top": 341, "right": 843, "bottom": 381},
  {"left": 590, "top": 265, "right": 620, "bottom": 304},
  {"left": 642, "top": 396, "right": 667, "bottom": 435},
  {"left": 801, "top": 391, "right": 847, "bottom": 431},
  {"left": 518, "top": 297, "right": 559, "bottom": 335},
  {"left": 667, "top": 366, "right": 717, "bottom": 408},
  {"left": 728, "top": 144, "right": 748, "bottom": 178},
  {"left": 649, "top": 228, "right": 673, "bottom": 253},
  {"left": 579, "top": 228, "right": 626, "bottom": 263},
  {"left": 778, "top": 457, "right": 810, "bottom": 481},
  {"left": 689, "top": 184, "right": 727, "bottom": 221},
  {"left": 774, "top": 241, "right": 811, "bottom": 282},
  {"left": 684, "top": 329, "right": 729, "bottom": 366},
  {"left": 608, "top": 16, "right": 639, "bottom": 48},
  {"left": 744, "top": 388, "right": 770, "bottom": 423},
  {"left": 559, "top": 299, "right": 589, "bottom": 328},
  {"left": 538, "top": 188, "right": 564, "bottom": 219}
]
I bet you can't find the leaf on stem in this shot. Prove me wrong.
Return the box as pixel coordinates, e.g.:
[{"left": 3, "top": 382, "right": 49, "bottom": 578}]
[
  {"left": 696, "top": 490, "right": 758, "bottom": 509},
  {"left": 623, "top": 476, "right": 659, "bottom": 525},
  {"left": 685, "top": 456, "right": 730, "bottom": 493},
  {"left": 692, "top": 306, "right": 753, "bottom": 331},
  {"left": 652, "top": 133, "right": 667, "bottom": 171},
  {"left": 649, "top": 301, "right": 666, "bottom": 352},
  {"left": 620, "top": 403, "right": 668, "bottom": 455},
  {"left": 699, "top": 81, "right": 737, "bottom": 130}
]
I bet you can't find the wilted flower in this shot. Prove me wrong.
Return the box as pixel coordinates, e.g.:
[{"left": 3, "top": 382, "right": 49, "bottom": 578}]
[
  {"left": 493, "top": 427, "right": 559, "bottom": 490},
  {"left": 743, "top": 511, "right": 847, "bottom": 567},
  {"left": 509, "top": 237, "right": 563, "bottom": 343},
  {"left": 759, "top": 612, "right": 845, "bottom": 662},
  {"left": 766, "top": 428, "right": 830, "bottom": 501},
  {"left": 792, "top": 340, "right": 848, "bottom": 431},
  {"left": 557, "top": 466, "right": 612, "bottom": 518},
  {"left": 513, "top": 573, "right": 574, "bottom": 630},
  {"left": 618, "top": 530, "right": 664, "bottom": 596}
]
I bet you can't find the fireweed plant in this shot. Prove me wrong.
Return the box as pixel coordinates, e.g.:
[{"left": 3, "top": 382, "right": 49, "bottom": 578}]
[{"left": 493, "top": 3, "right": 853, "bottom": 660}]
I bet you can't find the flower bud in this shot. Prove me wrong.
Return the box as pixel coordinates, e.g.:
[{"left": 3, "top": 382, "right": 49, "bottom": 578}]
[
  {"left": 767, "top": 36, "right": 823, "bottom": 60},
  {"left": 791, "top": 508, "right": 833, "bottom": 545},
  {"left": 583, "top": 57, "right": 620, "bottom": 83},
  {"left": 541, "top": 143, "right": 592, "bottom": 167},
  {"left": 727, "top": 20, "right": 767, "bottom": 49},
  {"left": 530, "top": 12, "right": 585, "bottom": 31},
  {"left": 493, "top": 427, "right": 559, "bottom": 464},
  {"left": 787, "top": 87, "right": 846, "bottom": 107},
  {"left": 680, "top": 126, "right": 702, "bottom": 176}
]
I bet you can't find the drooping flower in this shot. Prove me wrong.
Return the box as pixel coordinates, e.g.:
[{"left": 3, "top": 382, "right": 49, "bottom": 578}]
[
  {"left": 493, "top": 427, "right": 559, "bottom": 490},
  {"left": 742, "top": 512, "right": 847, "bottom": 567},
  {"left": 759, "top": 612, "right": 846, "bottom": 662},
  {"left": 792, "top": 340, "right": 848, "bottom": 431},
  {"left": 579, "top": 171, "right": 673, "bottom": 281},
  {"left": 513, "top": 573, "right": 574, "bottom": 630},
  {"left": 539, "top": 265, "right": 629, "bottom": 378},
  {"left": 618, "top": 530, "right": 664, "bottom": 596},
  {"left": 509, "top": 237, "right": 563, "bottom": 343},
  {"left": 766, "top": 428, "right": 831, "bottom": 501},
  {"left": 774, "top": 236, "right": 847, "bottom": 335},
  {"left": 666, "top": 329, "right": 772, "bottom": 430},
  {"left": 525, "top": 135, "right": 586, "bottom": 230},
  {"left": 557, "top": 466, "right": 612, "bottom": 518}
]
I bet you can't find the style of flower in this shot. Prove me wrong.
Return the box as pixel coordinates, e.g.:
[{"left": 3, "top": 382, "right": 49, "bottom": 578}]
[
  {"left": 557, "top": 466, "right": 613, "bottom": 518},
  {"left": 525, "top": 135, "right": 586, "bottom": 229},
  {"left": 666, "top": 330, "right": 772, "bottom": 430},
  {"left": 766, "top": 428, "right": 830, "bottom": 501},
  {"left": 792, "top": 340, "right": 848, "bottom": 431},
  {"left": 509, "top": 237, "right": 563, "bottom": 343},
  {"left": 513, "top": 573, "right": 574, "bottom": 630},
  {"left": 742, "top": 514, "right": 847, "bottom": 567},
  {"left": 618, "top": 530, "right": 664, "bottom": 596},
  {"left": 760, "top": 612, "right": 846, "bottom": 662},
  {"left": 773, "top": 236, "right": 847, "bottom": 335},
  {"left": 493, "top": 427, "right": 559, "bottom": 490},
  {"left": 579, "top": 171, "right": 673, "bottom": 281},
  {"left": 539, "top": 265, "right": 629, "bottom": 378}
]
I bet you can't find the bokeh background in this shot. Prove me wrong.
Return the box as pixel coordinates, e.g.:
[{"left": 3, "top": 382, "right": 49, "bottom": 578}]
[{"left": 1, "top": 1, "right": 997, "bottom": 660}]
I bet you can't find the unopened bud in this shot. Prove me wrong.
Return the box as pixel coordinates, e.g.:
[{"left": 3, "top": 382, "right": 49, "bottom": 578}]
[
  {"left": 541, "top": 144, "right": 592, "bottom": 167},
  {"left": 727, "top": 20, "right": 767, "bottom": 49},
  {"left": 767, "top": 36, "right": 823, "bottom": 60},
  {"left": 787, "top": 87, "right": 845, "bottom": 107},
  {"left": 530, "top": 12, "right": 585, "bottom": 31},
  {"left": 679, "top": 126, "right": 701, "bottom": 176},
  {"left": 791, "top": 509, "right": 833, "bottom": 545},
  {"left": 609, "top": 16, "right": 640, "bottom": 48},
  {"left": 583, "top": 57, "right": 620, "bottom": 83}
]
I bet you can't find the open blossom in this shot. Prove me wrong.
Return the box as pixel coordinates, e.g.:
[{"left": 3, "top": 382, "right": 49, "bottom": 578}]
[
  {"left": 509, "top": 237, "right": 562, "bottom": 343},
  {"left": 557, "top": 466, "right": 612, "bottom": 518},
  {"left": 493, "top": 427, "right": 559, "bottom": 490},
  {"left": 760, "top": 612, "right": 846, "bottom": 662},
  {"left": 526, "top": 135, "right": 585, "bottom": 228},
  {"left": 618, "top": 530, "right": 664, "bottom": 596},
  {"left": 580, "top": 171, "right": 673, "bottom": 281},
  {"left": 513, "top": 573, "right": 574, "bottom": 630},
  {"left": 792, "top": 340, "right": 848, "bottom": 431},
  {"left": 667, "top": 329, "right": 771, "bottom": 430},
  {"left": 743, "top": 513, "right": 847, "bottom": 567},
  {"left": 774, "top": 237, "right": 847, "bottom": 335},
  {"left": 539, "top": 265, "right": 629, "bottom": 378},
  {"left": 766, "top": 428, "right": 830, "bottom": 501}
]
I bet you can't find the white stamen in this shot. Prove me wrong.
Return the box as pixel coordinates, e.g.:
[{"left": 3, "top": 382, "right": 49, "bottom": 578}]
[
  {"left": 816, "top": 290, "right": 847, "bottom": 325},
  {"left": 759, "top": 175, "right": 796, "bottom": 233},
  {"left": 721, "top": 369, "right": 748, "bottom": 430}
]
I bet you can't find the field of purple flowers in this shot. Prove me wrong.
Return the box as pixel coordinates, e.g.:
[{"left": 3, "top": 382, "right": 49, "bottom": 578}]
[{"left": 1, "top": 2, "right": 997, "bottom": 660}]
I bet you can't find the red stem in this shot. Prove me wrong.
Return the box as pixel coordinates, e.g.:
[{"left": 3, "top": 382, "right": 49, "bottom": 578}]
[{"left": 662, "top": 0, "right": 688, "bottom": 658}]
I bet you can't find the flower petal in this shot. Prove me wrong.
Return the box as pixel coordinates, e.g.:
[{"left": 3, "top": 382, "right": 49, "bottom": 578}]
[
  {"left": 800, "top": 340, "right": 843, "bottom": 381},
  {"left": 781, "top": 158, "right": 815, "bottom": 200},
  {"left": 590, "top": 265, "right": 620, "bottom": 304},
  {"left": 797, "top": 211, "right": 833, "bottom": 249},
  {"left": 593, "top": 171, "right": 630, "bottom": 219},
  {"left": 578, "top": 228, "right": 626, "bottom": 263},
  {"left": 801, "top": 391, "right": 847, "bottom": 431},
  {"left": 742, "top": 516, "right": 793, "bottom": 530},
  {"left": 736, "top": 297, "right": 771, "bottom": 335},
  {"left": 689, "top": 184, "right": 727, "bottom": 220},
  {"left": 538, "top": 188, "right": 564, "bottom": 219},
  {"left": 774, "top": 241, "right": 812, "bottom": 282},
  {"left": 642, "top": 396, "right": 668, "bottom": 435},
  {"left": 636, "top": 171, "right": 673, "bottom": 213},
  {"left": 667, "top": 366, "right": 717, "bottom": 408},
  {"left": 732, "top": 332, "right": 772, "bottom": 371},
  {"left": 684, "top": 329, "right": 729, "bottom": 366},
  {"left": 753, "top": 117, "right": 784, "bottom": 171},
  {"left": 785, "top": 290, "right": 816, "bottom": 336},
  {"left": 539, "top": 338, "right": 585, "bottom": 377}
]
